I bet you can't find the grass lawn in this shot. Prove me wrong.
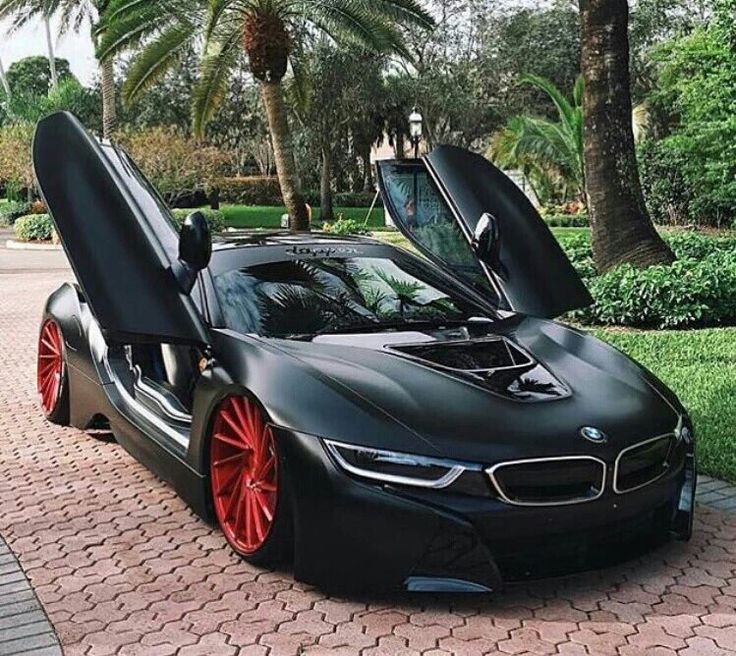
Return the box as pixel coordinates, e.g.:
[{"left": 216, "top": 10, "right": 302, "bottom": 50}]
[
  {"left": 221, "top": 204, "right": 385, "bottom": 229},
  {"left": 374, "top": 226, "right": 586, "bottom": 252},
  {"left": 596, "top": 328, "right": 736, "bottom": 483},
  {"left": 371, "top": 230, "right": 736, "bottom": 483}
]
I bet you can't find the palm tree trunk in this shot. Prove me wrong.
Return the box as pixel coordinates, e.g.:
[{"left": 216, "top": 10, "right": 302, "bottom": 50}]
[
  {"left": 44, "top": 16, "right": 58, "bottom": 91},
  {"left": 579, "top": 0, "right": 673, "bottom": 272},
  {"left": 320, "top": 145, "right": 334, "bottom": 223},
  {"left": 361, "top": 149, "right": 373, "bottom": 192},
  {"left": 100, "top": 57, "right": 117, "bottom": 139},
  {"left": 0, "top": 57, "right": 10, "bottom": 97},
  {"left": 260, "top": 80, "right": 309, "bottom": 231}
]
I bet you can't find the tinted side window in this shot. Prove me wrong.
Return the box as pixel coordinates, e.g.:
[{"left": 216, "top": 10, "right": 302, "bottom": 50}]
[{"left": 378, "top": 162, "right": 496, "bottom": 298}]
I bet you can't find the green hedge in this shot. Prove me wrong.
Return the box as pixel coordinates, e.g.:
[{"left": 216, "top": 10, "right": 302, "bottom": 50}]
[
  {"left": 170, "top": 208, "right": 226, "bottom": 233},
  {"left": 543, "top": 213, "right": 589, "bottom": 228},
  {"left": 0, "top": 201, "right": 32, "bottom": 227},
  {"left": 559, "top": 232, "right": 736, "bottom": 329},
  {"left": 218, "top": 177, "right": 282, "bottom": 205},
  {"left": 321, "top": 218, "right": 370, "bottom": 235},
  {"left": 14, "top": 214, "right": 54, "bottom": 241}
]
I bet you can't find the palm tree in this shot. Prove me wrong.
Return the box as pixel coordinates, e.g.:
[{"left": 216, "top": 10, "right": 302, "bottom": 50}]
[
  {"left": 0, "top": 56, "right": 10, "bottom": 97},
  {"left": 42, "top": 14, "right": 58, "bottom": 89},
  {"left": 489, "top": 75, "right": 584, "bottom": 206},
  {"left": 0, "top": 0, "right": 118, "bottom": 137},
  {"left": 579, "top": 0, "right": 673, "bottom": 271},
  {"left": 97, "top": 0, "right": 433, "bottom": 231}
]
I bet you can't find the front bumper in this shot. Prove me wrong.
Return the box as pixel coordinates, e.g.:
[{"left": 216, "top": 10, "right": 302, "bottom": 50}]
[{"left": 277, "top": 429, "right": 695, "bottom": 593}]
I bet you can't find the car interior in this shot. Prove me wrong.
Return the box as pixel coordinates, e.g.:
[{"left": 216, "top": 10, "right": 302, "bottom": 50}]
[{"left": 124, "top": 343, "right": 200, "bottom": 420}]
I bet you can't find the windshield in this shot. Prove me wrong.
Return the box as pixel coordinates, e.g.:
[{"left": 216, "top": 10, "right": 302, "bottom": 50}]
[{"left": 213, "top": 255, "right": 494, "bottom": 338}]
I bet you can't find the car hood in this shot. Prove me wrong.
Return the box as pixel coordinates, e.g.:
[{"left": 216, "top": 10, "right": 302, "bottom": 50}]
[{"left": 266, "top": 316, "right": 681, "bottom": 464}]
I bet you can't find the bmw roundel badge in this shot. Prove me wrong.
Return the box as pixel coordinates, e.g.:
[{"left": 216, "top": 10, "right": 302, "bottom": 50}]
[{"left": 580, "top": 426, "right": 608, "bottom": 443}]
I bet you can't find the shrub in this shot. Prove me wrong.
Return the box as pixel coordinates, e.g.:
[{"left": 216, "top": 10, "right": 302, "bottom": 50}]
[
  {"left": 170, "top": 208, "right": 226, "bottom": 233},
  {"left": 14, "top": 214, "right": 54, "bottom": 241},
  {"left": 561, "top": 231, "right": 736, "bottom": 329},
  {"left": 0, "top": 122, "right": 34, "bottom": 193},
  {"left": 646, "top": 13, "right": 736, "bottom": 228},
  {"left": 218, "top": 176, "right": 282, "bottom": 205},
  {"left": 574, "top": 252, "right": 736, "bottom": 329},
  {"left": 0, "top": 201, "right": 31, "bottom": 226},
  {"left": 333, "top": 191, "right": 377, "bottom": 208},
  {"left": 544, "top": 213, "right": 589, "bottom": 227},
  {"left": 638, "top": 139, "right": 693, "bottom": 226},
  {"left": 321, "top": 217, "right": 370, "bottom": 235},
  {"left": 116, "top": 127, "right": 232, "bottom": 206}
]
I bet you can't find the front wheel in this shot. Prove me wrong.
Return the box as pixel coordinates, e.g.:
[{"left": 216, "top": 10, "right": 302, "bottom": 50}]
[
  {"left": 37, "top": 318, "right": 70, "bottom": 425},
  {"left": 209, "top": 395, "right": 292, "bottom": 565}
]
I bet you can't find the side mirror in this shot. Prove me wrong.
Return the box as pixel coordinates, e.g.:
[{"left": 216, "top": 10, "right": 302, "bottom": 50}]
[
  {"left": 471, "top": 212, "right": 505, "bottom": 278},
  {"left": 177, "top": 211, "right": 211, "bottom": 293}
]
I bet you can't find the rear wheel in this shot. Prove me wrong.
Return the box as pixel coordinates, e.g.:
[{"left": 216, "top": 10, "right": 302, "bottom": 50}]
[
  {"left": 37, "top": 318, "right": 69, "bottom": 425},
  {"left": 209, "top": 395, "right": 291, "bottom": 565}
]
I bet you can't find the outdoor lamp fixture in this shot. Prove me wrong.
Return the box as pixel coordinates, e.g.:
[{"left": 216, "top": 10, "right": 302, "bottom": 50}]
[{"left": 408, "top": 107, "right": 423, "bottom": 158}]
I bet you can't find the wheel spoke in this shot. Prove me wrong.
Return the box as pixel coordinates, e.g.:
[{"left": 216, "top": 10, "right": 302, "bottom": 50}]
[
  {"left": 241, "top": 399, "right": 262, "bottom": 454},
  {"left": 258, "top": 481, "right": 276, "bottom": 493},
  {"left": 243, "top": 490, "right": 255, "bottom": 546},
  {"left": 255, "top": 453, "right": 275, "bottom": 482},
  {"left": 41, "top": 337, "right": 59, "bottom": 354},
  {"left": 217, "top": 464, "right": 243, "bottom": 497},
  {"left": 251, "top": 491, "right": 266, "bottom": 541},
  {"left": 254, "top": 490, "right": 274, "bottom": 523},
  {"left": 213, "top": 431, "right": 248, "bottom": 451},
  {"left": 224, "top": 470, "right": 244, "bottom": 521},
  {"left": 220, "top": 410, "right": 250, "bottom": 446},
  {"left": 233, "top": 478, "right": 247, "bottom": 536},
  {"left": 212, "top": 452, "right": 244, "bottom": 468},
  {"left": 230, "top": 399, "right": 255, "bottom": 450}
]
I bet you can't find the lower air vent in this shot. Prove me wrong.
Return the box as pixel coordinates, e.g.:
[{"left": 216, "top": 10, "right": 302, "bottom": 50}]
[
  {"left": 488, "top": 456, "right": 605, "bottom": 506},
  {"left": 614, "top": 434, "right": 674, "bottom": 493}
]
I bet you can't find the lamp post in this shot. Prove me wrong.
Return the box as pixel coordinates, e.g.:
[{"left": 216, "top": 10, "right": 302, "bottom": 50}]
[{"left": 408, "top": 107, "right": 423, "bottom": 159}]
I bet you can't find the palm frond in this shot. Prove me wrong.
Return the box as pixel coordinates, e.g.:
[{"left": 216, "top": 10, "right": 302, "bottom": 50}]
[
  {"left": 305, "top": 0, "right": 413, "bottom": 59},
  {"left": 361, "top": 0, "right": 434, "bottom": 30},
  {"left": 96, "top": 2, "right": 172, "bottom": 60},
  {"left": 121, "top": 21, "right": 195, "bottom": 104},
  {"left": 192, "top": 24, "right": 241, "bottom": 136},
  {"left": 519, "top": 73, "right": 576, "bottom": 134}
]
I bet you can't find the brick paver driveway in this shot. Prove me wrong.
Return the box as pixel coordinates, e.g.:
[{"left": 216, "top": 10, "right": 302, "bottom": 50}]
[{"left": 2, "top": 247, "right": 736, "bottom": 656}]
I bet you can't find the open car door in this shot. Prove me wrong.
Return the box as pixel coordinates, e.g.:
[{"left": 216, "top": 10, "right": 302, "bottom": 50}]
[
  {"left": 33, "top": 111, "right": 208, "bottom": 344},
  {"left": 377, "top": 146, "right": 592, "bottom": 318}
]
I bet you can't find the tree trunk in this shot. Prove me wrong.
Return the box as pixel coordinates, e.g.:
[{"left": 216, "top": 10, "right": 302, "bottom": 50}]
[
  {"left": 361, "top": 150, "right": 373, "bottom": 193},
  {"left": 100, "top": 57, "right": 117, "bottom": 139},
  {"left": 0, "top": 57, "right": 10, "bottom": 97},
  {"left": 44, "top": 17, "right": 58, "bottom": 91},
  {"left": 579, "top": 0, "right": 673, "bottom": 271},
  {"left": 260, "top": 81, "right": 309, "bottom": 231},
  {"left": 320, "top": 145, "right": 334, "bottom": 223}
]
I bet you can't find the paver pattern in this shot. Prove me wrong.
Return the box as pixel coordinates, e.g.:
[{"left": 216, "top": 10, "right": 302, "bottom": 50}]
[{"left": 2, "top": 260, "right": 736, "bottom": 656}]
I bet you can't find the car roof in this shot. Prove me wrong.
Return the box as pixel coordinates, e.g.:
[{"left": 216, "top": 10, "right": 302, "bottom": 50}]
[{"left": 211, "top": 230, "right": 387, "bottom": 251}]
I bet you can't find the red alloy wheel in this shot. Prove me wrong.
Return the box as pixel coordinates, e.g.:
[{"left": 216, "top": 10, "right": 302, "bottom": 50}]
[
  {"left": 37, "top": 319, "right": 64, "bottom": 416},
  {"left": 210, "top": 396, "right": 278, "bottom": 555}
]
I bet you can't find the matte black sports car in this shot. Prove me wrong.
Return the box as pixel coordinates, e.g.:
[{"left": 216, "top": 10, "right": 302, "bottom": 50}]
[{"left": 33, "top": 112, "right": 695, "bottom": 593}]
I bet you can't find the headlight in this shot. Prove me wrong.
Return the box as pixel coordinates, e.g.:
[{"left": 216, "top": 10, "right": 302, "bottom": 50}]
[{"left": 323, "top": 440, "right": 489, "bottom": 495}]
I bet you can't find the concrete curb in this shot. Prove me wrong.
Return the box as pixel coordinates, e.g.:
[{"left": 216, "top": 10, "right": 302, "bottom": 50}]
[
  {"left": 5, "top": 240, "right": 62, "bottom": 251},
  {"left": 0, "top": 537, "right": 61, "bottom": 655}
]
